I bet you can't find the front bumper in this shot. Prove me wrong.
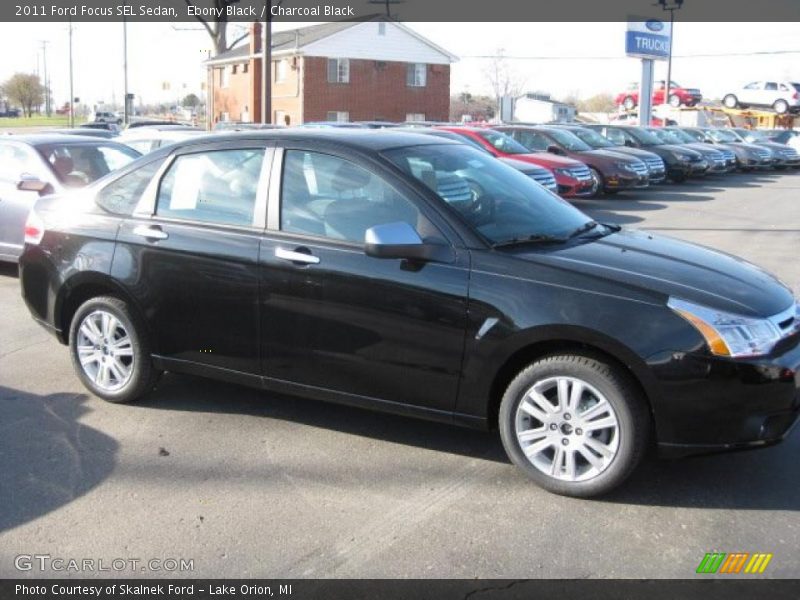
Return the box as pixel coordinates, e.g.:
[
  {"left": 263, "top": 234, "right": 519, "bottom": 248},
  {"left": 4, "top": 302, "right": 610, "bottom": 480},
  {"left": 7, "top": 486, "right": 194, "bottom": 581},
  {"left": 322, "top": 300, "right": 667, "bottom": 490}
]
[
  {"left": 648, "top": 336, "right": 800, "bottom": 457},
  {"left": 557, "top": 176, "right": 596, "bottom": 198},
  {"left": 605, "top": 171, "right": 650, "bottom": 190}
]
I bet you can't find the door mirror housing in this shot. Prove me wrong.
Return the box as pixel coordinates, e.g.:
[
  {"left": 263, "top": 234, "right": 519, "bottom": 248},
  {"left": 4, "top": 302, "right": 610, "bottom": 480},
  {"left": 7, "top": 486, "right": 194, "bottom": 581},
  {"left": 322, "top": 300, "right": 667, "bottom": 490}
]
[
  {"left": 365, "top": 222, "right": 453, "bottom": 263},
  {"left": 546, "top": 145, "right": 565, "bottom": 155},
  {"left": 16, "top": 175, "right": 50, "bottom": 194},
  {"left": 624, "top": 139, "right": 635, "bottom": 148}
]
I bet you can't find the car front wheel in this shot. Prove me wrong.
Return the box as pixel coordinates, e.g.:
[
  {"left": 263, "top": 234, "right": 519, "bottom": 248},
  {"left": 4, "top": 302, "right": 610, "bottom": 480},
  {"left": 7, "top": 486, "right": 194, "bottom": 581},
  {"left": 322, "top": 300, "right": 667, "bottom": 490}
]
[
  {"left": 773, "top": 100, "right": 789, "bottom": 114},
  {"left": 69, "top": 296, "right": 160, "bottom": 403},
  {"left": 668, "top": 94, "right": 681, "bottom": 107},
  {"left": 723, "top": 94, "right": 738, "bottom": 109},
  {"left": 499, "top": 353, "right": 649, "bottom": 497},
  {"left": 622, "top": 96, "right": 636, "bottom": 110}
]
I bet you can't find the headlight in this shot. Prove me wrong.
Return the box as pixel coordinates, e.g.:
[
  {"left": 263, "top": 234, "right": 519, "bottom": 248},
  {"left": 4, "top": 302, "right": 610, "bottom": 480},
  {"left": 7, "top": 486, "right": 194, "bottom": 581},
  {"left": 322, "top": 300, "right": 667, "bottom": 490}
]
[
  {"left": 553, "top": 168, "right": 573, "bottom": 178},
  {"left": 673, "top": 153, "right": 691, "bottom": 161},
  {"left": 668, "top": 297, "right": 790, "bottom": 358},
  {"left": 614, "top": 161, "right": 637, "bottom": 172}
]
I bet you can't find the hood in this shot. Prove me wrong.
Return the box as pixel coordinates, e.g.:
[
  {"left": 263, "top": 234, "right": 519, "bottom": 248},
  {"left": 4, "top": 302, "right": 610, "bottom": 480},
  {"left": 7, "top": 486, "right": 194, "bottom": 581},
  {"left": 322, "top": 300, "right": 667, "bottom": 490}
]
[
  {"left": 682, "top": 143, "right": 723, "bottom": 157},
  {"left": 650, "top": 143, "right": 703, "bottom": 158},
  {"left": 507, "top": 229, "right": 793, "bottom": 318},
  {"left": 512, "top": 152, "right": 586, "bottom": 169},
  {"left": 574, "top": 149, "right": 642, "bottom": 164},
  {"left": 602, "top": 146, "right": 662, "bottom": 161},
  {"left": 498, "top": 157, "right": 549, "bottom": 176}
]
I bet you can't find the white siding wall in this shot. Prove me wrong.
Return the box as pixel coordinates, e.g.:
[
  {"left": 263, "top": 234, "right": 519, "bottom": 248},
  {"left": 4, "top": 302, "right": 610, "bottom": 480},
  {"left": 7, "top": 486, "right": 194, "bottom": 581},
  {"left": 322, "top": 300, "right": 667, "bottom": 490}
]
[{"left": 301, "top": 22, "right": 453, "bottom": 65}]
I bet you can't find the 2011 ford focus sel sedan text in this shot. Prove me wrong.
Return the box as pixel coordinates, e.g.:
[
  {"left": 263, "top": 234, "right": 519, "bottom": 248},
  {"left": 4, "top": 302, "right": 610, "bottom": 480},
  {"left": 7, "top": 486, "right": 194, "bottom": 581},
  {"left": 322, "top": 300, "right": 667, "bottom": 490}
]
[{"left": 19, "top": 130, "right": 800, "bottom": 497}]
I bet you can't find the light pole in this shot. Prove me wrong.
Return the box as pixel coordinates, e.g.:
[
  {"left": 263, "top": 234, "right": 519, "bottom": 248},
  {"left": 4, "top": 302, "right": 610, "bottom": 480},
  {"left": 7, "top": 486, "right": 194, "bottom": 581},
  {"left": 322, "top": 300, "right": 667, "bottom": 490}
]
[
  {"left": 261, "top": 0, "right": 272, "bottom": 124},
  {"left": 659, "top": 0, "right": 684, "bottom": 119},
  {"left": 40, "top": 41, "right": 50, "bottom": 116},
  {"left": 123, "top": 4, "right": 129, "bottom": 126},
  {"left": 68, "top": 19, "right": 74, "bottom": 127}
]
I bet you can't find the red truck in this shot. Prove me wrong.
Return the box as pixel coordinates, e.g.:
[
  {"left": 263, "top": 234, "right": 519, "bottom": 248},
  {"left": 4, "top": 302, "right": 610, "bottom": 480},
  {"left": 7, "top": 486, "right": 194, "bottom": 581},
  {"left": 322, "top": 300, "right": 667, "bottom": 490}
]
[
  {"left": 436, "top": 126, "right": 596, "bottom": 198},
  {"left": 615, "top": 80, "right": 702, "bottom": 110}
]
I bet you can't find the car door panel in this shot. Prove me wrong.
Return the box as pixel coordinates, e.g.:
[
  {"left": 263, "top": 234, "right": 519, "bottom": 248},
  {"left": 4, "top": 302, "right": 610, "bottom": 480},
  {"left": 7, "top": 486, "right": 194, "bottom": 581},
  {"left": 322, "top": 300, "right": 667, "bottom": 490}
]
[{"left": 259, "top": 146, "right": 470, "bottom": 413}]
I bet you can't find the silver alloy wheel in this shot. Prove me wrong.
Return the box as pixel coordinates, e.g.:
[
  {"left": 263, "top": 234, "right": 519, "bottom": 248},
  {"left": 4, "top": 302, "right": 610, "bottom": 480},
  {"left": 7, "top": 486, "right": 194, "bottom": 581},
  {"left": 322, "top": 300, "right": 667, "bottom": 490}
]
[
  {"left": 76, "top": 309, "right": 135, "bottom": 392},
  {"left": 514, "top": 376, "right": 620, "bottom": 482}
]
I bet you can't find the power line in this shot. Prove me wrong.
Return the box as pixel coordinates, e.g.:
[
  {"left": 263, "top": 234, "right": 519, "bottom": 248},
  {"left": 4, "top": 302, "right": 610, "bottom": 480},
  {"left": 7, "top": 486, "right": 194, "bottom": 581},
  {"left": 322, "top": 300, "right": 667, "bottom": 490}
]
[{"left": 462, "top": 49, "right": 800, "bottom": 60}]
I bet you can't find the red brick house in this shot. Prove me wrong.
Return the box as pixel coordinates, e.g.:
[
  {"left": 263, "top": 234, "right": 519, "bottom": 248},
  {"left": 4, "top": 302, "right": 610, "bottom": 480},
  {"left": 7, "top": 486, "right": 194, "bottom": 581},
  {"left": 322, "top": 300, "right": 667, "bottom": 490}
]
[{"left": 205, "top": 19, "right": 456, "bottom": 125}]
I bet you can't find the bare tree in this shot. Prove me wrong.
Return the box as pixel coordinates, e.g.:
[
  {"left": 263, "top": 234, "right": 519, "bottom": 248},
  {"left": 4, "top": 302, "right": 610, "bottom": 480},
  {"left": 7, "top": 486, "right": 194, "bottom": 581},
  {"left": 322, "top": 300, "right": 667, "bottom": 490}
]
[
  {"left": 2, "top": 73, "right": 44, "bottom": 118},
  {"left": 483, "top": 49, "right": 527, "bottom": 119},
  {"left": 183, "top": 0, "right": 250, "bottom": 55}
]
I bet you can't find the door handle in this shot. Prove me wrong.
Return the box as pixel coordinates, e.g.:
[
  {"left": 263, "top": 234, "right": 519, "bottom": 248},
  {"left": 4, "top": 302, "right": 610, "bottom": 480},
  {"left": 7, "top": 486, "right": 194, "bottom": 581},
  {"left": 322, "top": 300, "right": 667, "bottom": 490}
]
[
  {"left": 133, "top": 225, "right": 169, "bottom": 240},
  {"left": 275, "top": 246, "right": 320, "bottom": 265}
]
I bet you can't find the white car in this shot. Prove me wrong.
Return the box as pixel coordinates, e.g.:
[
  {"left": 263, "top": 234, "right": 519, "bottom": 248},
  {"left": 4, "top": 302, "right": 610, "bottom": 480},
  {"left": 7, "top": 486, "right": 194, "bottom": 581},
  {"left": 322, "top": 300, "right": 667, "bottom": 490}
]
[
  {"left": 723, "top": 81, "right": 800, "bottom": 114},
  {"left": 90, "top": 110, "right": 122, "bottom": 124},
  {"left": 118, "top": 125, "right": 206, "bottom": 154}
]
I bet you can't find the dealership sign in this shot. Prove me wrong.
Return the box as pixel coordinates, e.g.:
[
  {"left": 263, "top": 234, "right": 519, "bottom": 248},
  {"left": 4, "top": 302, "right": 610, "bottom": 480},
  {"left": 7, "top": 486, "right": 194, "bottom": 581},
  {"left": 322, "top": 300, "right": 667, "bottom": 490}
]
[{"left": 626, "top": 18, "right": 672, "bottom": 60}]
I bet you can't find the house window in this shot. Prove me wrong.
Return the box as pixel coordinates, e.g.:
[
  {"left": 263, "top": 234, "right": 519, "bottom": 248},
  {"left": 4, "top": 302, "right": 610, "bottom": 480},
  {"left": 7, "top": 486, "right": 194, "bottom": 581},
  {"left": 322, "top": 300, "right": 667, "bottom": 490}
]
[
  {"left": 243, "top": 63, "right": 249, "bottom": 74},
  {"left": 406, "top": 63, "right": 427, "bottom": 87},
  {"left": 275, "top": 59, "right": 287, "bottom": 83},
  {"left": 326, "top": 111, "right": 349, "bottom": 123},
  {"left": 378, "top": 22, "right": 386, "bottom": 35},
  {"left": 327, "top": 58, "right": 350, "bottom": 84},
  {"left": 219, "top": 67, "right": 230, "bottom": 88},
  {"left": 406, "top": 113, "right": 425, "bottom": 122},
  {"left": 232, "top": 65, "right": 238, "bottom": 75}
]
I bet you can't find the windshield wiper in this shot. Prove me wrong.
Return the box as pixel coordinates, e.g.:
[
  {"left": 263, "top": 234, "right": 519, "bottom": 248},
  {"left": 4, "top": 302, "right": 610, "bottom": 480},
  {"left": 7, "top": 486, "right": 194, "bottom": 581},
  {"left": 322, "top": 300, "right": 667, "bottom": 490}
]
[
  {"left": 567, "top": 221, "right": 600, "bottom": 239},
  {"left": 491, "top": 234, "right": 567, "bottom": 248}
]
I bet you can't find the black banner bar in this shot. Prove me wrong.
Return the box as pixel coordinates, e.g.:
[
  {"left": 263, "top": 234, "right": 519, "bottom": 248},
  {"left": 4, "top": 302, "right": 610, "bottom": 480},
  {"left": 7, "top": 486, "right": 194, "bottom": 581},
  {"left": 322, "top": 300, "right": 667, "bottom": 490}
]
[
  {"left": 3, "top": 0, "right": 800, "bottom": 22},
  {"left": 3, "top": 580, "right": 800, "bottom": 600}
]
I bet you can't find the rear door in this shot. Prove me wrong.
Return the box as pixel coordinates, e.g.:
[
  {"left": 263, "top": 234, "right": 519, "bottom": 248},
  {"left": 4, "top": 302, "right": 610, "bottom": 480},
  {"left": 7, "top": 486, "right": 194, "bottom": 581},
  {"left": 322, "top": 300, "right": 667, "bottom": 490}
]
[
  {"left": 114, "top": 140, "right": 272, "bottom": 376},
  {"left": 258, "top": 145, "right": 470, "bottom": 413}
]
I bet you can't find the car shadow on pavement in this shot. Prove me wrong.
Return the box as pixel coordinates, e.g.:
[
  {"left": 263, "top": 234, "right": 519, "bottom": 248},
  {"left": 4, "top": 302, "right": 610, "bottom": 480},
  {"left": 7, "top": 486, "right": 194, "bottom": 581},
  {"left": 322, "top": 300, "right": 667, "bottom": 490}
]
[
  {"left": 0, "top": 387, "right": 117, "bottom": 532},
  {"left": 0, "top": 263, "right": 19, "bottom": 278},
  {"left": 136, "top": 373, "right": 510, "bottom": 465},
  {"left": 603, "top": 428, "right": 800, "bottom": 510}
]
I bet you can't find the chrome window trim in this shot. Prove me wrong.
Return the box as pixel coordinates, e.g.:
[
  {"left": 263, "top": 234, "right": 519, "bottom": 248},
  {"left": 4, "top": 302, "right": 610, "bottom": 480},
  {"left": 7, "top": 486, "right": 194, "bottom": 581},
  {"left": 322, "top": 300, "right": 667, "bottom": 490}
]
[
  {"left": 253, "top": 146, "right": 275, "bottom": 230},
  {"left": 267, "top": 147, "right": 283, "bottom": 230},
  {"left": 133, "top": 154, "right": 176, "bottom": 218}
]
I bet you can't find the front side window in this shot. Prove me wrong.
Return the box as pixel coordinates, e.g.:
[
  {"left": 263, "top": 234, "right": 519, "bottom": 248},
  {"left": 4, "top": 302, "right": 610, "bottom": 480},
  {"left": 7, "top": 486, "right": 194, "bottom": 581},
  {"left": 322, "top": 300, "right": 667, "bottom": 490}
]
[
  {"left": 571, "top": 128, "right": 615, "bottom": 148},
  {"left": 384, "top": 144, "right": 590, "bottom": 246},
  {"left": 475, "top": 130, "right": 531, "bottom": 155},
  {"left": 765, "top": 82, "right": 778, "bottom": 91},
  {"left": 512, "top": 130, "right": 550, "bottom": 152},
  {"left": 96, "top": 159, "right": 164, "bottom": 216},
  {"left": 38, "top": 143, "right": 140, "bottom": 187},
  {"left": 327, "top": 58, "right": 350, "bottom": 83},
  {"left": 602, "top": 128, "right": 626, "bottom": 146},
  {"left": 406, "top": 63, "right": 427, "bottom": 87},
  {"left": 280, "top": 150, "right": 422, "bottom": 243},
  {"left": 743, "top": 82, "right": 761, "bottom": 90},
  {"left": 156, "top": 148, "right": 265, "bottom": 227}
]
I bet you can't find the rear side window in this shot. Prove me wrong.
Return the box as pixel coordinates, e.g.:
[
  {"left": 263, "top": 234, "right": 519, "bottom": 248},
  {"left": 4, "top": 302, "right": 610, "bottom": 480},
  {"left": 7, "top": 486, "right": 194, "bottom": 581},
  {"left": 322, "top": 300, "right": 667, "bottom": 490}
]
[
  {"left": 96, "top": 159, "right": 164, "bottom": 216},
  {"left": 156, "top": 148, "right": 265, "bottom": 227}
]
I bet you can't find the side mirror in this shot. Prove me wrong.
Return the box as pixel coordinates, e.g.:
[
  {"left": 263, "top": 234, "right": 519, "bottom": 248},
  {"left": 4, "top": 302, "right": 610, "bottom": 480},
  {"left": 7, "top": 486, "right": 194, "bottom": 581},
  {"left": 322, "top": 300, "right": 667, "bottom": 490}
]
[
  {"left": 16, "top": 175, "right": 50, "bottom": 194},
  {"left": 365, "top": 222, "right": 453, "bottom": 263},
  {"left": 546, "top": 145, "right": 565, "bottom": 155},
  {"left": 624, "top": 140, "right": 635, "bottom": 147}
]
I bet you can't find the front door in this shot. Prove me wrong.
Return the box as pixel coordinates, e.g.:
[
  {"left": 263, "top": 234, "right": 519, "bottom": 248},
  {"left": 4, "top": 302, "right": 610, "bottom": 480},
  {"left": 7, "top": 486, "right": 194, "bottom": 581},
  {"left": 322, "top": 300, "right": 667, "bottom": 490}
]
[{"left": 258, "top": 146, "right": 470, "bottom": 413}]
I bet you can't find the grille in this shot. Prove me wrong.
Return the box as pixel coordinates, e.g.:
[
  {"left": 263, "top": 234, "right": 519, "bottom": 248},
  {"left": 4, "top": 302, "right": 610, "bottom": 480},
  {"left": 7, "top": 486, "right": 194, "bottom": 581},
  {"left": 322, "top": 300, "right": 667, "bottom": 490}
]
[
  {"left": 629, "top": 161, "right": 648, "bottom": 175},
  {"left": 779, "top": 148, "right": 799, "bottom": 159},
  {"left": 567, "top": 166, "right": 592, "bottom": 180},
  {"left": 754, "top": 148, "right": 772, "bottom": 160},
  {"left": 644, "top": 156, "right": 665, "bottom": 172},
  {"left": 720, "top": 149, "right": 736, "bottom": 161},
  {"left": 530, "top": 172, "right": 557, "bottom": 191}
]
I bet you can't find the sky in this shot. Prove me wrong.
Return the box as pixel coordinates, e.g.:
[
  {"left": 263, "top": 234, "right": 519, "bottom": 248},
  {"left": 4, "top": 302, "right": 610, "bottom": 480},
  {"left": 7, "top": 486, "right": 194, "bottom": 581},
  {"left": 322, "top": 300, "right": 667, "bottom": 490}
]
[{"left": 0, "top": 21, "right": 798, "bottom": 109}]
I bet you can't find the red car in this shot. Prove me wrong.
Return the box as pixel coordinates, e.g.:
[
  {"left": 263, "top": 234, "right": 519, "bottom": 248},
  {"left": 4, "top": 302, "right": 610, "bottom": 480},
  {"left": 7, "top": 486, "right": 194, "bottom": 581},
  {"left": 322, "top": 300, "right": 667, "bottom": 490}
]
[
  {"left": 436, "top": 126, "right": 596, "bottom": 198},
  {"left": 615, "top": 80, "right": 702, "bottom": 110}
]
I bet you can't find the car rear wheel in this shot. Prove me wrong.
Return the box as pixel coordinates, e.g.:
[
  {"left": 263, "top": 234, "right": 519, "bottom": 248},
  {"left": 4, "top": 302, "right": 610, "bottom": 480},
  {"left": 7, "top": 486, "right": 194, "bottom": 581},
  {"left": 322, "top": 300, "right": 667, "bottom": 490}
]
[
  {"left": 723, "top": 94, "right": 738, "bottom": 109},
  {"left": 498, "top": 353, "right": 649, "bottom": 497},
  {"left": 668, "top": 94, "right": 681, "bottom": 108},
  {"left": 69, "top": 296, "right": 160, "bottom": 403},
  {"left": 773, "top": 100, "right": 789, "bottom": 114},
  {"left": 622, "top": 96, "right": 636, "bottom": 110}
]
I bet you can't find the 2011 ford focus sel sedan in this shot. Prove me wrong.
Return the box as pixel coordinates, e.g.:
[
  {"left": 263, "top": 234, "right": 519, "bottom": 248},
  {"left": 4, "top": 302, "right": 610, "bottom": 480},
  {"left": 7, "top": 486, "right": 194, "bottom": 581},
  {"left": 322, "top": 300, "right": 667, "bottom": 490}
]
[{"left": 19, "top": 130, "right": 800, "bottom": 497}]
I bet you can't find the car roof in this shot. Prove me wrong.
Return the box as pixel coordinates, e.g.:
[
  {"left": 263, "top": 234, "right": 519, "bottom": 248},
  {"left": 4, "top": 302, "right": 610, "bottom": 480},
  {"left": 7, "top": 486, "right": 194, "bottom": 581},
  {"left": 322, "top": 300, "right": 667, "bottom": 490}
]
[
  {"left": 0, "top": 134, "right": 121, "bottom": 145},
  {"left": 154, "top": 129, "right": 459, "bottom": 153}
]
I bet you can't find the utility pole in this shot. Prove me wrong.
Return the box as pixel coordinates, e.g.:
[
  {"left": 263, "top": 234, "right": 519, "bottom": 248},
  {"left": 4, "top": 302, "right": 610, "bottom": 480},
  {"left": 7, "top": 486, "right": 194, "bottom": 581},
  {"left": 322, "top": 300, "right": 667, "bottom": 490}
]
[
  {"left": 68, "top": 20, "right": 75, "bottom": 127},
  {"left": 261, "top": 0, "right": 272, "bottom": 124},
  {"left": 40, "top": 41, "right": 50, "bottom": 116},
  {"left": 659, "top": 0, "right": 684, "bottom": 120},
  {"left": 123, "top": 4, "right": 129, "bottom": 126}
]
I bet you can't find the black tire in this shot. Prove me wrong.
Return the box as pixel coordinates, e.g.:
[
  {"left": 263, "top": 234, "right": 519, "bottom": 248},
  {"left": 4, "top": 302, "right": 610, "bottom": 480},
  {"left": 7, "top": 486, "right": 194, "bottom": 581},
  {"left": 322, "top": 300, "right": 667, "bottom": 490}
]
[
  {"left": 668, "top": 94, "right": 681, "bottom": 108},
  {"left": 723, "top": 94, "right": 738, "bottom": 109},
  {"left": 69, "top": 296, "right": 160, "bottom": 403},
  {"left": 773, "top": 100, "right": 789, "bottom": 115},
  {"left": 589, "top": 167, "right": 604, "bottom": 197},
  {"left": 498, "top": 353, "right": 649, "bottom": 498},
  {"left": 622, "top": 96, "right": 636, "bottom": 110},
  {"left": 669, "top": 171, "right": 688, "bottom": 183}
]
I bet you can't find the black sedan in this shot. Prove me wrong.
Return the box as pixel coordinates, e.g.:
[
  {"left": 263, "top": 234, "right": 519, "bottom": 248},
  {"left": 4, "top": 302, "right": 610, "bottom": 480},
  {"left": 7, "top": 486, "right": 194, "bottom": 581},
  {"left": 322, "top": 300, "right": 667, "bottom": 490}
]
[{"left": 18, "top": 130, "right": 800, "bottom": 497}]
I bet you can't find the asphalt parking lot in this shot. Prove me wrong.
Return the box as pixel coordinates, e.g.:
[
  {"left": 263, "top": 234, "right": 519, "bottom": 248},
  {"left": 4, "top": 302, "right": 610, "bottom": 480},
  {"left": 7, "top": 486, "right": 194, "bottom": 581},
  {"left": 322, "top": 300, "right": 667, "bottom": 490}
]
[{"left": 1, "top": 169, "right": 799, "bottom": 579}]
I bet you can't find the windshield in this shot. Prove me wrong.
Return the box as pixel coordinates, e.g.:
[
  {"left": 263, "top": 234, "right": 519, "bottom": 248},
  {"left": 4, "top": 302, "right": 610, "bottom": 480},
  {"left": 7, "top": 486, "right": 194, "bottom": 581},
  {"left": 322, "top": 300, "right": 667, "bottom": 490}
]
[
  {"left": 738, "top": 129, "right": 769, "bottom": 142},
  {"left": 626, "top": 128, "right": 664, "bottom": 146},
  {"left": 570, "top": 128, "right": 615, "bottom": 148},
  {"left": 383, "top": 144, "right": 594, "bottom": 245},
  {"left": 647, "top": 128, "right": 683, "bottom": 144},
  {"left": 38, "top": 143, "right": 141, "bottom": 187},
  {"left": 682, "top": 129, "right": 706, "bottom": 142},
  {"left": 544, "top": 129, "right": 592, "bottom": 152},
  {"left": 707, "top": 129, "right": 739, "bottom": 143},
  {"left": 666, "top": 129, "right": 696, "bottom": 143},
  {"left": 474, "top": 130, "right": 531, "bottom": 155}
]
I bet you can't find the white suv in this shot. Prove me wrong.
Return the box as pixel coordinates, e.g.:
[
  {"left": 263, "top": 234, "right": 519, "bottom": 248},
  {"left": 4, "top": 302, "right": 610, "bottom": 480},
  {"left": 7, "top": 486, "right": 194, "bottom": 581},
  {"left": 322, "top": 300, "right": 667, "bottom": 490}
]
[
  {"left": 723, "top": 81, "right": 800, "bottom": 114},
  {"left": 90, "top": 110, "right": 122, "bottom": 125}
]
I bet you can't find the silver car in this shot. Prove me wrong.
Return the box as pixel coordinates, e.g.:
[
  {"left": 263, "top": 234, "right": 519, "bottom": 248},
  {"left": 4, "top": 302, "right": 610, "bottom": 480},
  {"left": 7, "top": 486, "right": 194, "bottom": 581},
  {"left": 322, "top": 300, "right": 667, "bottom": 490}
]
[
  {"left": 723, "top": 81, "right": 800, "bottom": 114},
  {"left": 0, "top": 135, "right": 140, "bottom": 262}
]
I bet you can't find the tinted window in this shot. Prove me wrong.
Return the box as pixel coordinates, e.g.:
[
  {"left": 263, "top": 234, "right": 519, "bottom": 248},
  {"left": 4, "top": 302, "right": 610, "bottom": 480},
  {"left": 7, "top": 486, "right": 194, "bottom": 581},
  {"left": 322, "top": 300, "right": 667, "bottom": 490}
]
[
  {"left": 603, "top": 128, "right": 627, "bottom": 146},
  {"left": 96, "top": 159, "right": 164, "bottom": 216},
  {"left": 543, "top": 129, "right": 592, "bottom": 151},
  {"left": 513, "top": 131, "right": 550, "bottom": 151},
  {"left": 281, "top": 150, "right": 422, "bottom": 243},
  {"left": 765, "top": 82, "right": 778, "bottom": 91},
  {"left": 156, "top": 148, "right": 265, "bottom": 227},
  {"left": 571, "top": 128, "right": 615, "bottom": 148},
  {"left": 37, "top": 143, "right": 140, "bottom": 187},
  {"left": 384, "top": 144, "right": 590, "bottom": 245}
]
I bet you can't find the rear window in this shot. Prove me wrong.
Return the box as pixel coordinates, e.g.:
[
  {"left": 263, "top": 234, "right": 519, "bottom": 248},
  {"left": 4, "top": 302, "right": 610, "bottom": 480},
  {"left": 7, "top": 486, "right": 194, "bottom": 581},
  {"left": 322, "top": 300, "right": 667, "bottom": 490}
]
[
  {"left": 792, "top": 83, "right": 800, "bottom": 92},
  {"left": 37, "top": 143, "right": 140, "bottom": 187}
]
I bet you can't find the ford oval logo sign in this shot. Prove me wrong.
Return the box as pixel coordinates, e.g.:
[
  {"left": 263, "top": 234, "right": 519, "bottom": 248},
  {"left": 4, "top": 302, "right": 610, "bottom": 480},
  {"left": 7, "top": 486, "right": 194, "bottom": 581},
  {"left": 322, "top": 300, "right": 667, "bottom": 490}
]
[{"left": 646, "top": 20, "right": 664, "bottom": 32}]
